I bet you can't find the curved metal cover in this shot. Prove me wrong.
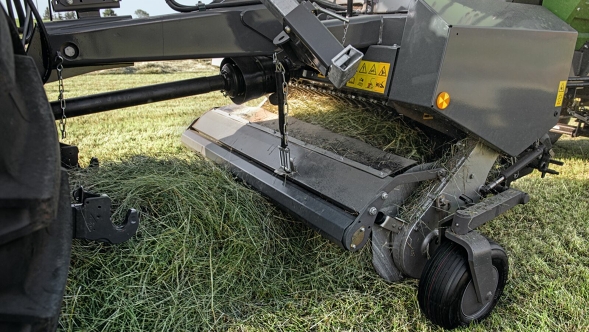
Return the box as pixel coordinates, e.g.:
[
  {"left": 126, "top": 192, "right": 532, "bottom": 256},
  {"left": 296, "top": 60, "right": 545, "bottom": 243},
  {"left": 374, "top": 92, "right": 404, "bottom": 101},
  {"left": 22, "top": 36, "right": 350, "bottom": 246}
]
[{"left": 390, "top": 0, "right": 577, "bottom": 156}]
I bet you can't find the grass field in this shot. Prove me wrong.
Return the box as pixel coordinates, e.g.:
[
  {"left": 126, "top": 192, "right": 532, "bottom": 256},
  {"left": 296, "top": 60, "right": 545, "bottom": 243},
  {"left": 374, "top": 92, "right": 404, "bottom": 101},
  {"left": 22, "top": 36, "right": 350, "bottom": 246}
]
[{"left": 46, "top": 62, "right": 589, "bottom": 331}]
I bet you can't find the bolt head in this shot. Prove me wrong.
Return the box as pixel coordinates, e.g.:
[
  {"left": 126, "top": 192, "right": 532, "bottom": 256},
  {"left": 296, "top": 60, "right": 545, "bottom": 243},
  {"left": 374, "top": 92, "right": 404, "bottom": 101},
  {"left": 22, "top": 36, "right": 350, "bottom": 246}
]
[
  {"left": 381, "top": 192, "right": 389, "bottom": 200},
  {"left": 350, "top": 244, "right": 357, "bottom": 249},
  {"left": 64, "top": 46, "right": 76, "bottom": 58},
  {"left": 284, "top": 26, "right": 291, "bottom": 34},
  {"left": 368, "top": 207, "right": 378, "bottom": 216}
]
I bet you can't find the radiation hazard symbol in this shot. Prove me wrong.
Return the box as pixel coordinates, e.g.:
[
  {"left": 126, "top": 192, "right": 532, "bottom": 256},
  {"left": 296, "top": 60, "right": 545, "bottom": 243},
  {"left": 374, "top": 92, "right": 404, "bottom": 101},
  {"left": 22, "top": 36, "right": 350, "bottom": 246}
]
[{"left": 346, "top": 60, "right": 391, "bottom": 94}]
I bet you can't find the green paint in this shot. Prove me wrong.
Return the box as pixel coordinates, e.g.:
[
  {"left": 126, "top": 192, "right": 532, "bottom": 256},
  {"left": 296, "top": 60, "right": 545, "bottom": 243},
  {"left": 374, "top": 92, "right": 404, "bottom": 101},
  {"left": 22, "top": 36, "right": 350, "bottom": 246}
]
[{"left": 544, "top": 0, "right": 589, "bottom": 49}]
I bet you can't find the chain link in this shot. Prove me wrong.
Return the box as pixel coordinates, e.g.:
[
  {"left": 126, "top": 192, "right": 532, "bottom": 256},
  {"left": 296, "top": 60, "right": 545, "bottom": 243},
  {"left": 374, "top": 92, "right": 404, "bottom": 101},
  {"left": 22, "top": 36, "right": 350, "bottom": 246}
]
[
  {"left": 56, "top": 53, "right": 67, "bottom": 139},
  {"left": 273, "top": 53, "right": 293, "bottom": 173},
  {"left": 342, "top": 21, "right": 349, "bottom": 46}
]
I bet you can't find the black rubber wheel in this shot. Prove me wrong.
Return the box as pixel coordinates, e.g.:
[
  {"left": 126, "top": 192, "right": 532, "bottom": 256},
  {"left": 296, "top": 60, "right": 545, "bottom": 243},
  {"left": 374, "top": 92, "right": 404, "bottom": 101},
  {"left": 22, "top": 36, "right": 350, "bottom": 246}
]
[{"left": 418, "top": 240, "right": 508, "bottom": 329}]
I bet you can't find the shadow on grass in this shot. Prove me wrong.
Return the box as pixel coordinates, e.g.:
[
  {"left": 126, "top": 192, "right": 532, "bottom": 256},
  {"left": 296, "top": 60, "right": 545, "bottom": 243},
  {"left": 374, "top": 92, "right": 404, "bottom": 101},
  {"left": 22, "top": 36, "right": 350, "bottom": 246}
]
[
  {"left": 61, "top": 155, "right": 423, "bottom": 331},
  {"left": 553, "top": 137, "right": 589, "bottom": 160}
]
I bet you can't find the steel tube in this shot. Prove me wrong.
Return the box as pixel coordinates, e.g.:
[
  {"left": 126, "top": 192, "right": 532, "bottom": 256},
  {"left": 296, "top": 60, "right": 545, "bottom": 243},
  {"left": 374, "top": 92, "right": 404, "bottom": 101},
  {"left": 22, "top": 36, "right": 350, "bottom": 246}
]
[
  {"left": 568, "top": 76, "right": 589, "bottom": 81},
  {"left": 51, "top": 75, "right": 226, "bottom": 118}
]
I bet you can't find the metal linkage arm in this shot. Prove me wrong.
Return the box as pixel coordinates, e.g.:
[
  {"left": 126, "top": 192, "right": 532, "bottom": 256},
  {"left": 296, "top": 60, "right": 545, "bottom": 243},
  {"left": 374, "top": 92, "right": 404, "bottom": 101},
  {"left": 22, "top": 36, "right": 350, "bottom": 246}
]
[
  {"left": 263, "top": 0, "right": 363, "bottom": 88},
  {"left": 452, "top": 189, "right": 529, "bottom": 235}
]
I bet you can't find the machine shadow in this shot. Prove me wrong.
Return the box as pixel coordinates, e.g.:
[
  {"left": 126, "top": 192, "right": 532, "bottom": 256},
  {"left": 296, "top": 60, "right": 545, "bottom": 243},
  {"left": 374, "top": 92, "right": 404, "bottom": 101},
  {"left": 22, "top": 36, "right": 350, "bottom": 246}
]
[{"left": 65, "top": 154, "right": 419, "bottom": 326}]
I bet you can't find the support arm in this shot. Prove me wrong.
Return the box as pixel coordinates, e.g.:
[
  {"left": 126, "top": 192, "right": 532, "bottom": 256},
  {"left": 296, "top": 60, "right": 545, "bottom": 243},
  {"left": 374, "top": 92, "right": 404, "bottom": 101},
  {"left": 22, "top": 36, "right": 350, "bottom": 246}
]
[{"left": 261, "top": 0, "right": 363, "bottom": 88}]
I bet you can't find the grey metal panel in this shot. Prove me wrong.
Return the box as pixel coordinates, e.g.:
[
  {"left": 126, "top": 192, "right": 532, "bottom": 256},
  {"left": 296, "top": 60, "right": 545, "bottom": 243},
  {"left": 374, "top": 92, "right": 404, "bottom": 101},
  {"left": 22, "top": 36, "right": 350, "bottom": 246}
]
[
  {"left": 45, "top": 6, "right": 278, "bottom": 67},
  {"left": 434, "top": 26, "right": 577, "bottom": 156},
  {"left": 424, "top": 0, "right": 574, "bottom": 31},
  {"left": 380, "top": 15, "right": 407, "bottom": 46},
  {"left": 191, "top": 109, "right": 407, "bottom": 213},
  {"left": 236, "top": 107, "right": 415, "bottom": 175},
  {"left": 389, "top": 0, "right": 449, "bottom": 106},
  {"left": 323, "top": 15, "right": 384, "bottom": 48},
  {"left": 389, "top": 0, "right": 577, "bottom": 156},
  {"left": 181, "top": 129, "right": 356, "bottom": 248}
]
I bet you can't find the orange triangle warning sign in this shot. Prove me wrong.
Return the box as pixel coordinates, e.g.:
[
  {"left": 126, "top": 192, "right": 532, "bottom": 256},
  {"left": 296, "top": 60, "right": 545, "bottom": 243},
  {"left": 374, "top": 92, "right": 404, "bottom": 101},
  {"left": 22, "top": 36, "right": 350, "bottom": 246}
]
[
  {"left": 378, "top": 67, "right": 387, "bottom": 77},
  {"left": 368, "top": 65, "right": 377, "bottom": 75},
  {"left": 359, "top": 63, "right": 367, "bottom": 74}
]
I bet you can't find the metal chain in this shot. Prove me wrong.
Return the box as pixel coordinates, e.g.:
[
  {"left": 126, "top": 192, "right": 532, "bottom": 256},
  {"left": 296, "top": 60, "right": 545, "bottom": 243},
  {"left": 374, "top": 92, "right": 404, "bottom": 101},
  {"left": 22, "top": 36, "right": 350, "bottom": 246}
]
[
  {"left": 275, "top": 56, "right": 289, "bottom": 132},
  {"left": 273, "top": 53, "right": 293, "bottom": 173},
  {"left": 342, "top": 21, "right": 349, "bottom": 46},
  {"left": 56, "top": 53, "right": 67, "bottom": 139}
]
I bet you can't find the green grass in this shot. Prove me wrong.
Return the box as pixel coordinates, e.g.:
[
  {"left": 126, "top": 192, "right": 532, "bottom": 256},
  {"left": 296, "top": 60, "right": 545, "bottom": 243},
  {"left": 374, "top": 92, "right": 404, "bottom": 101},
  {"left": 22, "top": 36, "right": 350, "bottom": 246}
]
[{"left": 46, "top": 63, "right": 589, "bottom": 331}]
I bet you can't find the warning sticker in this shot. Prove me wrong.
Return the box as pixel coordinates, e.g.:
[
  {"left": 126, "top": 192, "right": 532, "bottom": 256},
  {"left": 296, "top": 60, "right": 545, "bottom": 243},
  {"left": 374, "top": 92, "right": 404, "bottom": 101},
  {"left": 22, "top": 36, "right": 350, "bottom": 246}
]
[
  {"left": 555, "top": 80, "right": 566, "bottom": 107},
  {"left": 346, "top": 60, "right": 391, "bottom": 94}
]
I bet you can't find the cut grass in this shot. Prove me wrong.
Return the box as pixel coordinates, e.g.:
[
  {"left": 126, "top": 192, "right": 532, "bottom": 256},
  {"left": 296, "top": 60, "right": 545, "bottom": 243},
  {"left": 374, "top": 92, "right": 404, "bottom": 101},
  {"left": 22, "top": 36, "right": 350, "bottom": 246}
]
[{"left": 46, "top": 63, "right": 589, "bottom": 331}]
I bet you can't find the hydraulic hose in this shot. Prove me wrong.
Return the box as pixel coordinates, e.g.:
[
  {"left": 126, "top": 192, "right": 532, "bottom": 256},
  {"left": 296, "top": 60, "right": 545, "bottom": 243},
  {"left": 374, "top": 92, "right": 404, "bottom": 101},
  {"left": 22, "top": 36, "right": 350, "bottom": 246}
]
[
  {"left": 165, "top": 0, "right": 262, "bottom": 13},
  {"left": 165, "top": 0, "right": 347, "bottom": 14},
  {"left": 16, "top": 0, "right": 53, "bottom": 82}
]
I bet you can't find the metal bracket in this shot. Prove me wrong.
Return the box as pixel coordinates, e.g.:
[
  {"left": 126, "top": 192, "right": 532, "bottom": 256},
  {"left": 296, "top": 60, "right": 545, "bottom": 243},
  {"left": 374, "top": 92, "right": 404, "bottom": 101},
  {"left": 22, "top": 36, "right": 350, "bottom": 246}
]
[
  {"left": 445, "top": 231, "right": 496, "bottom": 305},
  {"left": 452, "top": 188, "right": 529, "bottom": 235},
  {"left": 344, "top": 168, "right": 443, "bottom": 251},
  {"left": 72, "top": 187, "right": 139, "bottom": 244},
  {"left": 60, "top": 143, "right": 79, "bottom": 169},
  {"left": 52, "top": 0, "right": 121, "bottom": 12}
]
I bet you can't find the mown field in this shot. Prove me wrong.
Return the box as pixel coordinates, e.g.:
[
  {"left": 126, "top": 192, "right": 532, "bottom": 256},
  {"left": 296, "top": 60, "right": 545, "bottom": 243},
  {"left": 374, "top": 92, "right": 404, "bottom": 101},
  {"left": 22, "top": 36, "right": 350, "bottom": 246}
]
[{"left": 46, "top": 61, "right": 589, "bottom": 331}]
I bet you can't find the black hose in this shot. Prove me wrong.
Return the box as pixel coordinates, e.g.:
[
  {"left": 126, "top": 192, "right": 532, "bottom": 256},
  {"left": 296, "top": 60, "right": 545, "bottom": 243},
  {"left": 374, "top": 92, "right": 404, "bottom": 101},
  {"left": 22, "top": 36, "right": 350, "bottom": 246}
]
[
  {"left": 166, "top": 0, "right": 346, "bottom": 13},
  {"left": 48, "top": 0, "right": 53, "bottom": 21},
  {"left": 22, "top": 0, "right": 53, "bottom": 83},
  {"left": 6, "top": 0, "right": 15, "bottom": 21},
  {"left": 165, "top": 0, "right": 262, "bottom": 13},
  {"left": 12, "top": 0, "right": 26, "bottom": 26}
]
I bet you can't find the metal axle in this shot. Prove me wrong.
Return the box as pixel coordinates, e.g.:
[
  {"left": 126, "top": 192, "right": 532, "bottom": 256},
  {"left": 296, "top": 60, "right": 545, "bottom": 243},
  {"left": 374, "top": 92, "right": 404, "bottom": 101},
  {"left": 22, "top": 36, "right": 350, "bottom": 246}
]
[{"left": 51, "top": 75, "right": 226, "bottom": 118}]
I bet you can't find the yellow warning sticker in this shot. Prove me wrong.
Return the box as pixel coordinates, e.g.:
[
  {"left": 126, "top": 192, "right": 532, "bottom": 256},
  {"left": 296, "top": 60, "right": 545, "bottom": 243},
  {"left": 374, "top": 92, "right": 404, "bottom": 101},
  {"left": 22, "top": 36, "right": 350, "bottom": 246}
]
[
  {"left": 555, "top": 80, "right": 566, "bottom": 107},
  {"left": 346, "top": 60, "right": 390, "bottom": 94}
]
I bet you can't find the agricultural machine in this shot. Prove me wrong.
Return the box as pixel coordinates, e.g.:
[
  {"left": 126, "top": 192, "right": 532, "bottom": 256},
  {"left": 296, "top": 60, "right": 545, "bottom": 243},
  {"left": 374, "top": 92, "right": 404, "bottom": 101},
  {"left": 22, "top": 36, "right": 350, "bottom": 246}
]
[{"left": 0, "top": 0, "right": 586, "bottom": 329}]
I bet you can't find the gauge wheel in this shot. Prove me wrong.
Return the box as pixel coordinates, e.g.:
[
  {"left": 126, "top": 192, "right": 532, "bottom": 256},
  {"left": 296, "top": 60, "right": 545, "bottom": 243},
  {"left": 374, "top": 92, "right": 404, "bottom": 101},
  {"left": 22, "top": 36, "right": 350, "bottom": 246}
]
[{"left": 417, "top": 239, "right": 508, "bottom": 329}]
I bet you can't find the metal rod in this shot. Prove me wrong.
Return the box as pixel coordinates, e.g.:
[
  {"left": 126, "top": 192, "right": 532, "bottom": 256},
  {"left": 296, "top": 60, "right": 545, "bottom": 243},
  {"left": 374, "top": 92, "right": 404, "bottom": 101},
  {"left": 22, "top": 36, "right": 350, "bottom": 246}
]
[
  {"left": 346, "top": 0, "right": 353, "bottom": 18},
  {"left": 568, "top": 76, "right": 589, "bottom": 82},
  {"left": 312, "top": 3, "right": 349, "bottom": 23},
  {"left": 51, "top": 75, "right": 226, "bottom": 119},
  {"left": 567, "top": 82, "right": 589, "bottom": 88}
]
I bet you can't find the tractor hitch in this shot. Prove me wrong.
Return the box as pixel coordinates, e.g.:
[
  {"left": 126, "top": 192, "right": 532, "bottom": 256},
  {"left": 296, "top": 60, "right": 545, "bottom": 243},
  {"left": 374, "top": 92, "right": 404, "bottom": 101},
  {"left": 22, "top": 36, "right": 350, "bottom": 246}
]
[{"left": 72, "top": 187, "right": 139, "bottom": 244}]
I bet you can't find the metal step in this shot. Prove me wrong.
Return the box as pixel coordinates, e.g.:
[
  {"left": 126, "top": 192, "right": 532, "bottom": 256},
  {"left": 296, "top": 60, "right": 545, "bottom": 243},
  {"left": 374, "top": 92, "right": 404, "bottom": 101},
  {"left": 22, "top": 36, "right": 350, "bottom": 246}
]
[{"left": 182, "top": 106, "right": 416, "bottom": 248}]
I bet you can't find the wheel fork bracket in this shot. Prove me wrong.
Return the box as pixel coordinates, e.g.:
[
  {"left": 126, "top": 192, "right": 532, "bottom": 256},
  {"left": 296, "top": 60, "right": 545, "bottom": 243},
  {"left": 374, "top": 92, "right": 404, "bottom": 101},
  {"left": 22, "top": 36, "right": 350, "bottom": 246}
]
[
  {"left": 444, "top": 188, "right": 528, "bottom": 304},
  {"left": 445, "top": 231, "right": 495, "bottom": 305}
]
